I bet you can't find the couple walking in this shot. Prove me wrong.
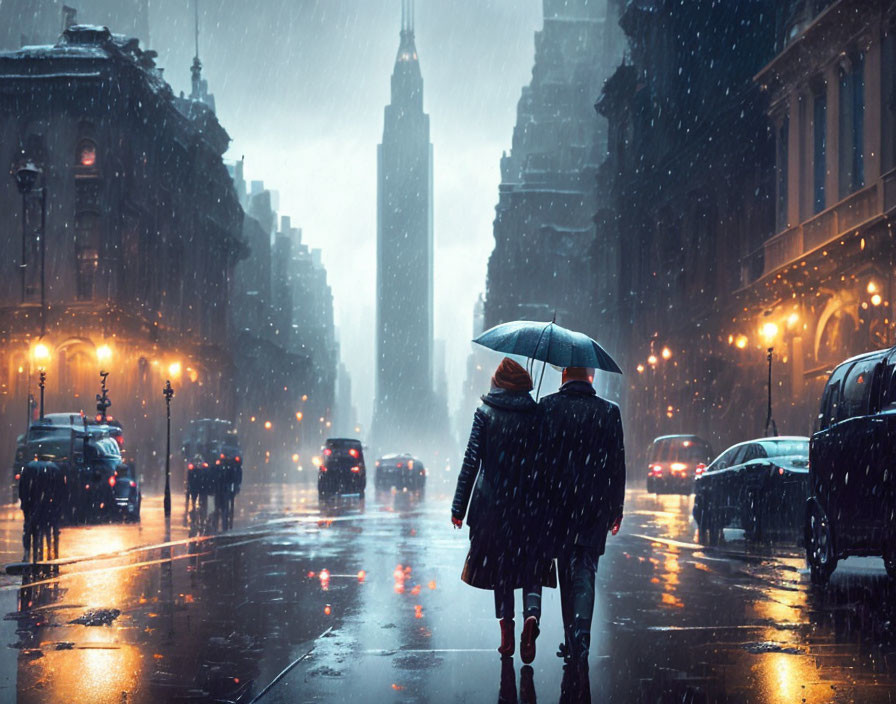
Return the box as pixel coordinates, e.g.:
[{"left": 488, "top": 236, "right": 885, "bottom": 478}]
[{"left": 451, "top": 357, "right": 625, "bottom": 674}]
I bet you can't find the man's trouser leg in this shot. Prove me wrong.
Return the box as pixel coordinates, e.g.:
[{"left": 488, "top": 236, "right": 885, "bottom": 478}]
[{"left": 558, "top": 546, "right": 599, "bottom": 660}]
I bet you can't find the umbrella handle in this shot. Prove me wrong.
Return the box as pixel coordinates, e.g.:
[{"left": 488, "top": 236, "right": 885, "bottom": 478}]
[
  {"left": 532, "top": 322, "right": 553, "bottom": 401},
  {"left": 535, "top": 358, "right": 547, "bottom": 401}
]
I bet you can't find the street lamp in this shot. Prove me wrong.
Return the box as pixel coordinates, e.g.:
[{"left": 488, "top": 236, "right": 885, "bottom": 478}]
[
  {"left": 32, "top": 343, "right": 51, "bottom": 421},
  {"left": 163, "top": 380, "right": 174, "bottom": 519},
  {"left": 14, "top": 162, "right": 47, "bottom": 337},
  {"left": 760, "top": 322, "right": 779, "bottom": 437}
]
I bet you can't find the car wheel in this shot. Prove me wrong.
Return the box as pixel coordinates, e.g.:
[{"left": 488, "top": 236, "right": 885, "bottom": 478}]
[{"left": 806, "top": 502, "right": 836, "bottom": 586}]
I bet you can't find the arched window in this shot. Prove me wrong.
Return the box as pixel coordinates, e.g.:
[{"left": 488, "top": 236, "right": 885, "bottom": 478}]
[{"left": 76, "top": 139, "right": 97, "bottom": 168}]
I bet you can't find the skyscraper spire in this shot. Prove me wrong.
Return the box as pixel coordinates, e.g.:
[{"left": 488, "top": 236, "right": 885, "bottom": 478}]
[{"left": 401, "top": 0, "right": 414, "bottom": 35}]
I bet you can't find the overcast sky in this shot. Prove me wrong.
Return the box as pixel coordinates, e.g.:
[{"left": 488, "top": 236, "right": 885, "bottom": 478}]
[{"left": 148, "top": 0, "right": 543, "bottom": 428}]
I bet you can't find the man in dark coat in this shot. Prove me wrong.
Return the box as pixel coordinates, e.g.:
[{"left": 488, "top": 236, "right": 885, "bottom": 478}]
[
  {"left": 540, "top": 366, "right": 625, "bottom": 673},
  {"left": 452, "top": 357, "right": 555, "bottom": 663}
]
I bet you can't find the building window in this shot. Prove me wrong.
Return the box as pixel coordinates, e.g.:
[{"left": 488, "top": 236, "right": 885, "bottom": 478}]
[
  {"left": 813, "top": 91, "right": 826, "bottom": 214},
  {"left": 76, "top": 139, "right": 97, "bottom": 168},
  {"left": 883, "top": 30, "right": 896, "bottom": 173},
  {"left": 839, "top": 54, "right": 865, "bottom": 198},
  {"left": 776, "top": 117, "right": 789, "bottom": 230}
]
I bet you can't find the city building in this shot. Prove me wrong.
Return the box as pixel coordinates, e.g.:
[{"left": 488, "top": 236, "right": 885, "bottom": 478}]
[
  {"left": 372, "top": 0, "right": 447, "bottom": 455},
  {"left": 227, "top": 169, "right": 339, "bottom": 479},
  {"left": 595, "top": 0, "right": 896, "bottom": 462},
  {"left": 482, "top": 0, "right": 624, "bottom": 334},
  {"left": 736, "top": 0, "right": 896, "bottom": 431},
  {"left": 0, "top": 24, "right": 245, "bottom": 481}
]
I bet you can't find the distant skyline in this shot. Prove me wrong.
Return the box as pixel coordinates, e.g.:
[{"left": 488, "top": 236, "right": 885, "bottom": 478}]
[{"left": 146, "top": 0, "right": 543, "bottom": 428}]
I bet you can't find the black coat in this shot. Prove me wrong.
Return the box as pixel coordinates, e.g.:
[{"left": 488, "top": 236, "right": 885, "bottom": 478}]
[
  {"left": 452, "top": 389, "right": 556, "bottom": 590},
  {"left": 539, "top": 381, "right": 626, "bottom": 555}
]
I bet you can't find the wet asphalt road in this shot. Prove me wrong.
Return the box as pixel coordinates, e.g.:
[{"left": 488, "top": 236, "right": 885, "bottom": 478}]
[{"left": 0, "top": 481, "right": 895, "bottom": 703}]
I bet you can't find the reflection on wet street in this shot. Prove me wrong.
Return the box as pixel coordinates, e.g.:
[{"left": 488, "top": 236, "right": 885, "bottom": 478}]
[{"left": 0, "top": 484, "right": 895, "bottom": 702}]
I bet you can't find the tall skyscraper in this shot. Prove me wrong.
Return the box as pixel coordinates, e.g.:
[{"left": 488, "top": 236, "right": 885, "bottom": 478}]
[{"left": 373, "top": 0, "right": 436, "bottom": 452}]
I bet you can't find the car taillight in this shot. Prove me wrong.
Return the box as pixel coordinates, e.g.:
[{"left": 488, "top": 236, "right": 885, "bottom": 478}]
[
  {"left": 670, "top": 462, "right": 687, "bottom": 472},
  {"left": 220, "top": 453, "right": 225, "bottom": 459},
  {"left": 216, "top": 459, "right": 221, "bottom": 465},
  {"left": 778, "top": 467, "right": 785, "bottom": 476},
  {"left": 351, "top": 466, "right": 361, "bottom": 473},
  {"left": 188, "top": 463, "right": 194, "bottom": 470},
  {"left": 235, "top": 456, "right": 241, "bottom": 463},
  {"left": 14, "top": 473, "right": 20, "bottom": 481},
  {"left": 129, "top": 481, "right": 136, "bottom": 488},
  {"left": 108, "top": 476, "right": 116, "bottom": 487},
  {"left": 651, "top": 464, "right": 663, "bottom": 475},
  {"left": 397, "top": 463, "right": 404, "bottom": 469},
  {"left": 202, "top": 462, "right": 208, "bottom": 468},
  {"left": 320, "top": 466, "right": 327, "bottom": 473},
  {"left": 695, "top": 463, "right": 706, "bottom": 476},
  {"left": 323, "top": 448, "right": 332, "bottom": 456},
  {"left": 349, "top": 448, "right": 359, "bottom": 458}
]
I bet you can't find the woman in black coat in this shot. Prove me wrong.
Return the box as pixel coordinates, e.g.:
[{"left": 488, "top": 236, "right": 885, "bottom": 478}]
[{"left": 451, "top": 357, "right": 555, "bottom": 663}]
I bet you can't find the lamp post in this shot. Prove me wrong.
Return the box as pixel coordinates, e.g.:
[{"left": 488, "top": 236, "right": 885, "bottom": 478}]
[
  {"left": 163, "top": 380, "right": 174, "bottom": 519},
  {"left": 37, "top": 369, "right": 46, "bottom": 420},
  {"left": 761, "top": 322, "right": 779, "bottom": 437},
  {"left": 14, "top": 162, "right": 47, "bottom": 337}
]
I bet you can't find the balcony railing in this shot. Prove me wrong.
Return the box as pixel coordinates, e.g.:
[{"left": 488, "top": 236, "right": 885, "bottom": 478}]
[{"left": 748, "top": 169, "right": 896, "bottom": 284}]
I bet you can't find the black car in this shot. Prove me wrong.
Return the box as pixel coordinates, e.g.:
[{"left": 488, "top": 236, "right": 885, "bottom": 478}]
[
  {"left": 375, "top": 454, "right": 426, "bottom": 491},
  {"left": 110, "top": 460, "right": 141, "bottom": 521},
  {"left": 806, "top": 346, "right": 896, "bottom": 584},
  {"left": 23, "top": 418, "right": 135, "bottom": 523},
  {"left": 645, "top": 434, "right": 714, "bottom": 494},
  {"left": 318, "top": 438, "right": 366, "bottom": 498},
  {"left": 693, "top": 436, "right": 809, "bottom": 545}
]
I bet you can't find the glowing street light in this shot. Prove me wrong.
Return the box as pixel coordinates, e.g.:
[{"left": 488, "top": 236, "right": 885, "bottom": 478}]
[
  {"left": 760, "top": 322, "right": 779, "bottom": 346},
  {"left": 661, "top": 347, "right": 672, "bottom": 360},
  {"left": 264, "top": 420, "right": 273, "bottom": 430},
  {"left": 872, "top": 294, "right": 883, "bottom": 306},
  {"left": 96, "top": 344, "right": 112, "bottom": 363},
  {"left": 168, "top": 361, "right": 182, "bottom": 378},
  {"left": 32, "top": 343, "right": 50, "bottom": 367},
  {"left": 868, "top": 281, "right": 878, "bottom": 295},
  {"left": 295, "top": 411, "right": 303, "bottom": 422},
  {"left": 735, "top": 335, "right": 748, "bottom": 349},
  {"left": 647, "top": 354, "right": 658, "bottom": 366},
  {"left": 636, "top": 364, "right": 645, "bottom": 374}
]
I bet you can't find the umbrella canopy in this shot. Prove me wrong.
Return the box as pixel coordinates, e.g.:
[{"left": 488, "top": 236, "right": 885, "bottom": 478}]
[{"left": 473, "top": 320, "right": 622, "bottom": 374}]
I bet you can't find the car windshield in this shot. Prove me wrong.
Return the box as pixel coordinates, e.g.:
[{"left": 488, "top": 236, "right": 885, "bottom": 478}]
[
  {"left": 759, "top": 440, "right": 809, "bottom": 458},
  {"left": 90, "top": 437, "right": 122, "bottom": 459},
  {"left": 26, "top": 428, "right": 72, "bottom": 462},
  {"left": 649, "top": 438, "right": 712, "bottom": 463}
]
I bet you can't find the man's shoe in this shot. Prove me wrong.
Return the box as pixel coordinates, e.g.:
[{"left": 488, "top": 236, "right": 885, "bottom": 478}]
[
  {"left": 498, "top": 618, "right": 515, "bottom": 656},
  {"left": 520, "top": 616, "right": 539, "bottom": 664}
]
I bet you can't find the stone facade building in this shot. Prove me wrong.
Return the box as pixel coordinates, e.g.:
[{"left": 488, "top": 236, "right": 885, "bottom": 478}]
[
  {"left": 483, "top": 0, "right": 624, "bottom": 335},
  {"left": 596, "top": 0, "right": 896, "bottom": 462},
  {"left": 0, "top": 25, "right": 245, "bottom": 480}
]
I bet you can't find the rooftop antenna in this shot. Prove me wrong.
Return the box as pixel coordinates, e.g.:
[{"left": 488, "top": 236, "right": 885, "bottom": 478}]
[{"left": 190, "top": 0, "right": 202, "bottom": 100}]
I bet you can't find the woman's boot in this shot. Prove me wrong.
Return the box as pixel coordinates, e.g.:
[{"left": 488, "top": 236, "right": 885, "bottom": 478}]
[
  {"left": 520, "top": 615, "right": 539, "bottom": 663},
  {"left": 498, "top": 618, "right": 515, "bottom": 656}
]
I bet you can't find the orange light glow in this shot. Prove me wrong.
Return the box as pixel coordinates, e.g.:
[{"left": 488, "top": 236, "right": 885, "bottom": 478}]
[
  {"left": 324, "top": 604, "right": 331, "bottom": 616},
  {"left": 357, "top": 570, "right": 366, "bottom": 582},
  {"left": 264, "top": 420, "right": 272, "bottom": 430}
]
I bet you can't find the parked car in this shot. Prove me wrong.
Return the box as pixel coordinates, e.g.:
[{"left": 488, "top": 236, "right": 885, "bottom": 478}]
[
  {"left": 318, "top": 438, "right": 366, "bottom": 499},
  {"left": 375, "top": 454, "right": 426, "bottom": 491},
  {"left": 693, "top": 436, "right": 809, "bottom": 545},
  {"left": 110, "top": 461, "right": 141, "bottom": 521},
  {"left": 645, "top": 435, "right": 714, "bottom": 494},
  {"left": 806, "top": 346, "right": 896, "bottom": 585}
]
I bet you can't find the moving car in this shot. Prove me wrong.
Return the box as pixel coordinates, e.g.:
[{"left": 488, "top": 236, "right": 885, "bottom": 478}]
[
  {"left": 693, "top": 436, "right": 809, "bottom": 545},
  {"left": 318, "top": 438, "right": 366, "bottom": 499},
  {"left": 23, "top": 415, "right": 137, "bottom": 522},
  {"left": 806, "top": 346, "right": 896, "bottom": 584},
  {"left": 375, "top": 454, "right": 426, "bottom": 491},
  {"left": 645, "top": 435, "right": 714, "bottom": 494}
]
